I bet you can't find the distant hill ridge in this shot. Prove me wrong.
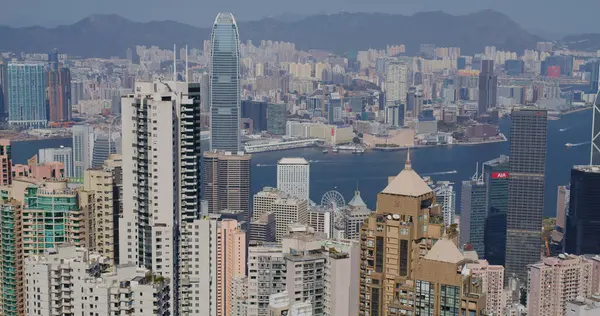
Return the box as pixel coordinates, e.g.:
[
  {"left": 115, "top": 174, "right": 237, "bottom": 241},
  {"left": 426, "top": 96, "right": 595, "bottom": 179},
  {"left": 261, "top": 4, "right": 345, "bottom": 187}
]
[{"left": 0, "top": 10, "right": 550, "bottom": 58}]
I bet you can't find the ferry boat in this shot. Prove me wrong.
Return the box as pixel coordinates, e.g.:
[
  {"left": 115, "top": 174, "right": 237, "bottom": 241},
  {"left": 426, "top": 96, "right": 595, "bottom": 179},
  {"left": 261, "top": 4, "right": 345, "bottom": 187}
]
[
  {"left": 352, "top": 148, "right": 365, "bottom": 155},
  {"left": 565, "top": 143, "right": 573, "bottom": 148},
  {"left": 332, "top": 147, "right": 339, "bottom": 153},
  {"left": 322, "top": 149, "right": 328, "bottom": 154}
]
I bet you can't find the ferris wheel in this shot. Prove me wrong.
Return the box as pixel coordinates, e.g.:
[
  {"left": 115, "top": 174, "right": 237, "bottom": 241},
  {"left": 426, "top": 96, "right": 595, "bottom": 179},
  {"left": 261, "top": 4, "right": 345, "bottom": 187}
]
[{"left": 320, "top": 190, "right": 346, "bottom": 230}]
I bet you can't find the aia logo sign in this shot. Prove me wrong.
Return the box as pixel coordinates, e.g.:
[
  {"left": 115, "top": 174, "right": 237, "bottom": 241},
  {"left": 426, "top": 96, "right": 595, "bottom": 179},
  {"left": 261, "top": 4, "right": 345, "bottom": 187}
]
[{"left": 492, "top": 172, "right": 509, "bottom": 179}]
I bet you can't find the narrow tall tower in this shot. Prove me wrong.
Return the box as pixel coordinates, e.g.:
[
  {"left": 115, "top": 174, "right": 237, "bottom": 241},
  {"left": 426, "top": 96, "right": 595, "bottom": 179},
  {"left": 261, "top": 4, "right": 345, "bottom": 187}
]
[{"left": 210, "top": 13, "right": 241, "bottom": 152}]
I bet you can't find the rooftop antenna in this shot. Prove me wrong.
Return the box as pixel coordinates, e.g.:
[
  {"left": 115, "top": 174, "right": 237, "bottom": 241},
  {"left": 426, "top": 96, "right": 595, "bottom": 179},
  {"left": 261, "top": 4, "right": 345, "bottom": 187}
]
[
  {"left": 471, "top": 162, "right": 479, "bottom": 181},
  {"left": 185, "top": 45, "right": 189, "bottom": 83},
  {"left": 173, "top": 44, "right": 177, "bottom": 81}
]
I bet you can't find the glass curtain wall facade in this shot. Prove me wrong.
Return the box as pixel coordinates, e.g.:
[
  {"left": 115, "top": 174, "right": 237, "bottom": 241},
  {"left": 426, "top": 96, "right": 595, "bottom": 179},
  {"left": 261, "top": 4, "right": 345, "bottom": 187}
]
[
  {"left": 7, "top": 64, "right": 47, "bottom": 128},
  {"left": 564, "top": 166, "right": 600, "bottom": 255},
  {"left": 210, "top": 13, "right": 241, "bottom": 152},
  {"left": 483, "top": 155, "right": 509, "bottom": 266}
]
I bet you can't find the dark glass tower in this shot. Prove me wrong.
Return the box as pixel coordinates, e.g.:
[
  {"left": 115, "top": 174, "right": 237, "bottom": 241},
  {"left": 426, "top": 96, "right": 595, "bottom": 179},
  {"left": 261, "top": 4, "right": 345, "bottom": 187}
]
[
  {"left": 564, "top": 166, "right": 600, "bottom": 255},
  {"left": 505, "top": 108, "right": 547, "bottom": 281},
  {"left": 483, "top": 155, "right": 509, "bottom": 266},
  {"left": 210, "top": 13, "right": 241, "bottom": 152},
  {"left": 460, "top": 179, "right": 487, "bottom": 257},
  {"left": 592, "top": 90, "right": 600, "bottom": 165},
  {"left": 478, "top": 60, "right": 497, "bottom": 115}
]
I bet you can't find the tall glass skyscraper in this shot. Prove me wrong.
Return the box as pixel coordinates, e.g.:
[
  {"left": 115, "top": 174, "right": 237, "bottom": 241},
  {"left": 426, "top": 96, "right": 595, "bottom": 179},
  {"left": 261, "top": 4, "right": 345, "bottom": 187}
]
[
  {"left": 564, "top": 165, "right": 600, "bottom": 255},
  {"left": 210, "top": 13, "right": 241, "bottom": 152},
  {"left": 505, "top": 108, "right": 547, "bottom": 282},
  {"left": 591, "top": 90, "right": 600, "bottom": 165},
  {"left": 7, "top": 64, "right": 47, "bottom": 128},
  {"left": 483, "top": 155, "right": 509, "bottom": 266}
]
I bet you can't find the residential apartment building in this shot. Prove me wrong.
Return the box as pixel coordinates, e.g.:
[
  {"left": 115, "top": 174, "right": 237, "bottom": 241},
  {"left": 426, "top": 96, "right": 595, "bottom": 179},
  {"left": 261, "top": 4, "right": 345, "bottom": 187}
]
[
  {"left": 467, "top": 259, "right": 506, "bottom": 316},
  {"left": 252, "top": 187, "right": 308, "bottom": 241},
  {"left": 528, "top": 255, "right": 594, "bottom": 316},
  {"left": 247, "top": 241, "right": 287, "bottom": 316},
  {"left": 24, "top": 245, "right": 170, "bottom": 316}
]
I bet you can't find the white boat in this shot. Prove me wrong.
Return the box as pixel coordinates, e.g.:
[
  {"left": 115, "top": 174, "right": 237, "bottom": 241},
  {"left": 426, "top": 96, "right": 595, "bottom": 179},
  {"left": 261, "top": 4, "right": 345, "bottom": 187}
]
[
  {"left": 332, "top": 147, "right": 339, "bottom": 153},
  {"left": 565, "top": 143, "right": 573, "bottom": 148}
]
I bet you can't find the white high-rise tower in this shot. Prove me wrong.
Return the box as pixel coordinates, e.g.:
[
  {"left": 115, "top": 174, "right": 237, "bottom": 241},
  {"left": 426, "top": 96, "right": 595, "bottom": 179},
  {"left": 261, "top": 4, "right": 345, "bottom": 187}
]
[
  {"left": 277, "top": 157, "right": 310, "bottom": 201},
  {"left": 120, "top": 79, "right": 202, "bottom": 315}
]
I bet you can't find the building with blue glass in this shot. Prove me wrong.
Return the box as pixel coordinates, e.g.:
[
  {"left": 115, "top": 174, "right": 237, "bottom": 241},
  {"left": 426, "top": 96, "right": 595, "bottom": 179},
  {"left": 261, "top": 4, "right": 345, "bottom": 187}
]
[
  {"left": 210, "top": 13, "right": 241, "bottom": 152},
  {"left": 7, "top": 63, "right": 47, "bottom": 128},
  {"left": 483, "top": 155, "right": 509, "bottom": 266}
]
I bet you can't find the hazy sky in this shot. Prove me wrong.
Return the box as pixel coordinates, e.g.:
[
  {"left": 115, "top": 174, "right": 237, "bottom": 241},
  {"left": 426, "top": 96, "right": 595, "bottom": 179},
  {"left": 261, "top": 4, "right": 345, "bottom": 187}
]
[{"left": 1, "top": 0, "right": 596, "bottom": 36}]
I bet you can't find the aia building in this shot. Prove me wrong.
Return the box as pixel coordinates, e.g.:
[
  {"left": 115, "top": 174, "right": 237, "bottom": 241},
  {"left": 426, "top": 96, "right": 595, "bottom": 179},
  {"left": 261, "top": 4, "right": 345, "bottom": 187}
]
[{"left": 483, "top": 155, "right": 509, "bottom": 266}]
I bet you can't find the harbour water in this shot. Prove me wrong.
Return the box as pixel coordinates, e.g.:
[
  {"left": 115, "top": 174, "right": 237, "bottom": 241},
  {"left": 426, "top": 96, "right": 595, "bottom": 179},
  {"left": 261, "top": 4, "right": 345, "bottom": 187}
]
[{"left": 11, "top": 109, "right": 591, "bottom": 217}]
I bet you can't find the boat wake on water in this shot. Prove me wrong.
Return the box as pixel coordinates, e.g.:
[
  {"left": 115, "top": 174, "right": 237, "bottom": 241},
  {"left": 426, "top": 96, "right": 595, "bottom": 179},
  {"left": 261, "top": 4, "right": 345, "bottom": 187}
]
[
  {"left": 559, "top": 127, "right": 571, "bottom": 132},
  {"left": 422, "top": 170, "right": 458, "bottom": 176}
]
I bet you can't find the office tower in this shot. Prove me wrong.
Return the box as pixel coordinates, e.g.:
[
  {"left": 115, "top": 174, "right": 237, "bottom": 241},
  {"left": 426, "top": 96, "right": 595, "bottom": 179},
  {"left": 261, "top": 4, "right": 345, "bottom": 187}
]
[
  {"left": 202, "top": 150, "right": 252, "bottom": 217},
  {"left": 179, "top": 216, "right": 246, "bottom": 316},
  {"left": 413, "top": 239, "right": 487, "bottom": 316},
  {"left": 505, "top": 107, "right": 547, "bottom": 282},
  {"left": 565, "top": 166, "right": 600, "bottom": 255},
  {"left": 0, "top": 199, "right": 23, "bottom": 316},
  {"left": 120, "top": 80, "right": 203, "bottom": 315},
  {"left": 483, "top": 155, "right": 510, "bottom": 266},
  {"left": 46, "top": 51, "right": 72, "bottom": 122},
  {"left": 70, "top": 81, "right": 85, "bottom": 106},
  {"left": 460, "top": 177, "right": 487, "bottom": 257},
  {"left": 92, "top": 132, "right": 117, "bottom": 167},
  {"left": 588, "top": 60, "right": 600, "bottom": 93},
  {"left": 466, "top": 260, "right": 505, "bottom": 316},
  {"left": 505, "top": 59, "right": 525, "bottom": 76},
  {"left": 527, "top": 255, "right": 594, "bottom": 316},
  {"left": 307, "top": 206, "right": 332, "bottom": 238},
  {"left": 457, "top": 56, "right": 467, "bottom": 70},
  {"left": 210, "top": 13, "right": 241, "bottom": 152},
  {"left": 38, "top": 146, "right": 73, "bottom": 178},
  {"left": 267, "top": 102, "right": 287, "bottom": 135},
  {"left": 358, "top": 154, "right": 451, "bottom": 315},
  {"left": 72, "top": 124, "right": 93, "bottom": 179},
  {"left": 241, "top": 100, "right": 268, "bottom": 132},
  {"left": 0, "top": 58, "right": 7, "bottom": 118},
  {"left": 0, "top": 139, "right": 12, "bottom": 185},
  {"left": 478, "top": 60, "right": 497, "bottom": 115},
  {"left": 249, "top": 212, "right": 276, "bottom": 242},
  {"left": 433, "top": 181, "right": 456, "bottom": 227},
  {"left": 385, "top": 61, "right": 408, "bottom": 108},
  {"left": 277, "top": 157, "right": 310, "bottom": 200},
  {"left": 343, "top": 189, "right": 372, "bottom": 240},
  {"left": 592, "top": 90, "right": 600, "bottom": 165},
  {"left": 7, "top": 63, "right": 47, "bottom": 128},
  {"left": 24, "top": 245, "right": 170, "bottom": 316},
  {"left": 556, "top": 185, "right": 570, "bottom": 231},
  {"left": 252, "top": 187, "right": 308, "bottom": 241},
  {"left": 247, "top": 241, "right": 286, "bottom": 316},
  {"left": 384, "top": 103, "right": 404, "bottom": 127}
]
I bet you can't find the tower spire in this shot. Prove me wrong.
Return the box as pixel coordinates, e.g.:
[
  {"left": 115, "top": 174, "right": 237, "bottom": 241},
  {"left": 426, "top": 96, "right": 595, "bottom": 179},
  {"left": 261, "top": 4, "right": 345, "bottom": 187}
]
[{"left": 405, "top": 148, "right": 412, "bottom": 170}]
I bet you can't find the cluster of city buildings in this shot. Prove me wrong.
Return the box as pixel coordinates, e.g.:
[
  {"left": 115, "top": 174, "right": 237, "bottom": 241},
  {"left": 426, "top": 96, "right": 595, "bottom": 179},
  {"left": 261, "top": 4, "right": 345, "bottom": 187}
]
[{"left": 1, "top": 10, "right": 600, "bottom": 316}]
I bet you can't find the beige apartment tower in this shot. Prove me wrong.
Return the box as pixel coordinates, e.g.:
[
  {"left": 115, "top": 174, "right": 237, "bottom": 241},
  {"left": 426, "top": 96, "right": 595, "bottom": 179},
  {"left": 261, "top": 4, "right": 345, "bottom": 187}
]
[{"left": 358, "top": 153, "right": 486, "bottom": 315}]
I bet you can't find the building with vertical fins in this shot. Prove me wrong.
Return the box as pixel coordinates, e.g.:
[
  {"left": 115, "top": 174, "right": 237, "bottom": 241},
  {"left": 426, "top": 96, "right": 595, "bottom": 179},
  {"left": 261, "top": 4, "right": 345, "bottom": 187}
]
[
  {"left": 46, "top": 49, "right": 72, "bottom": 122},
  {"left": 210, "top": 13, "right": 241, "bottom": 152},
  {"left": 483, "top": 155, "right": 509, "bottom": 266},
  {"left": 478, "top": 60, "right": 497, "bottom": 115},
  {"left": 120, "top": 80, "right": 203, "bottom": 315},
  {"left": 7, "top": 63, "right": 47, "bottom": 128},
  {"left": 505, "top": 107, "right": 547, "bottom": 282},
  {"left": 460, "top": 176, "right": 487, "bottom": 258}
]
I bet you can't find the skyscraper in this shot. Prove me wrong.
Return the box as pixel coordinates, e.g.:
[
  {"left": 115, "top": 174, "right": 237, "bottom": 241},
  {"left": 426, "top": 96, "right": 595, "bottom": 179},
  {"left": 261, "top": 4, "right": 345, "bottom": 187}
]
[
  {"left": 7, "top": 63, "right": 47, "bottom": 128},
  {"left": 210, "top": 13, "right": 241, "bottom": 152},
  {"left": 460, "top": 178, "right": 487, "bottom": 257},
  {"left": 47, "top": 49, "right": 72, "bottom": 122},
  {"left": 385, "top": 61, "right": 408, "bottom": 108},
  {"left": 0, "top": 139, "right": 12, "bottom": 185},
  {"left": 120, "top": 80, "right": 203, "bottom": 315},
  {"left": 202, "top": 150, "right": 251, "bottom": 217},
  {"left": 483, "top": 155, "right": 510, "bottom": 266},
  {"left": 277, "top": 157, "right": 310, "bottom": 201},
  {"left": 505, "top": 107, "right": 547, "bottom": 281},
  {"left": 72, "top": 124, "right": 93, "bottom": 179},
  {"left": 564, "top": 166, "right": 600, "bottom": 255},
  {"left": 0, "top": 58, "right": 7, "bottom": 119},
  {"left": 478, "top": 60, "right": 497, "bottom": 115}
]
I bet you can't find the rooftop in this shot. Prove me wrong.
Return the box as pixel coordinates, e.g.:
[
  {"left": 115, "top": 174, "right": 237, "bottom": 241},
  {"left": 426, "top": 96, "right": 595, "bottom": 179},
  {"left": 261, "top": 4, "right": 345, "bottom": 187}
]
[
  {"left": 381, "top": 151, "right": 432, "bottom": 197},
  {"left": 424, "top": 237, "right": 464, "bottom": 264},
  {"left": 278, "top": 157, "right": 309, "bottom": 165}
]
